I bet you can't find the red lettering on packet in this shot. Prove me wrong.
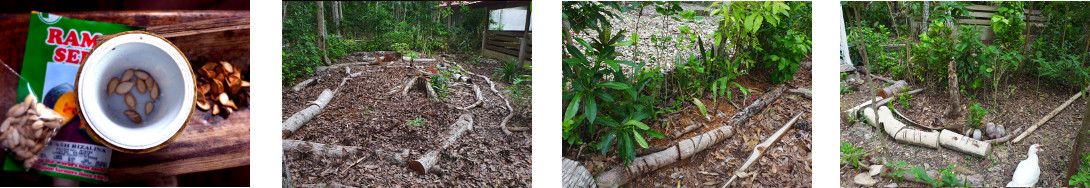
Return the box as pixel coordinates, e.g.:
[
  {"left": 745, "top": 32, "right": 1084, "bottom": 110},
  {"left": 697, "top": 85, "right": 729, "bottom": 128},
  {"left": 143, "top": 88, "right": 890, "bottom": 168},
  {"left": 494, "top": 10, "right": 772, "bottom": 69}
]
[
  {"left": 46, "top": 27, "right": 64, "bottom": 45},
  {"left": 64, "top": 29, "right": 80, "bottom": 47},
  {"left": 66, "top": 49, "right": 81, "bottom": 63},
  {"left": 53, "top": 47, "right": 66, "bottom": 62},
  {"left": 79, "top": 31, "right": 99, "bottom": 48}
]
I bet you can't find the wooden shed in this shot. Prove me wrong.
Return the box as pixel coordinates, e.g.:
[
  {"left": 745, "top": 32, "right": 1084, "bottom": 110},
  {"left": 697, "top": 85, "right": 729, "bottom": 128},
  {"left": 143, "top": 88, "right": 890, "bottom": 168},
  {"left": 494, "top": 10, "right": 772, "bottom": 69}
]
[{"left": 469, "top": 1, "right": 531, "bottom": 65}]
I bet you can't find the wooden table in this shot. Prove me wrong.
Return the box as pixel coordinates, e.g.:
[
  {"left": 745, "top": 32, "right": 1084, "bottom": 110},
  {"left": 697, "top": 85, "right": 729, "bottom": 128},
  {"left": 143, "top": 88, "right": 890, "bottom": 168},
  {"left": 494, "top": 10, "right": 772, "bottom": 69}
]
[{"left": 0, "top": 11, "right": 250, "bottom": 183}]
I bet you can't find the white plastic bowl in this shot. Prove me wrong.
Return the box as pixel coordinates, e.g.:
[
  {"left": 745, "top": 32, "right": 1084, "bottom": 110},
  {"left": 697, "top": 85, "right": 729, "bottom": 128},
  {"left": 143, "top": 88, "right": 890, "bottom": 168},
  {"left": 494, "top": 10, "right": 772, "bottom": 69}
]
[{"left": 76, "top": 31, "right": 195, "bottom": 153}]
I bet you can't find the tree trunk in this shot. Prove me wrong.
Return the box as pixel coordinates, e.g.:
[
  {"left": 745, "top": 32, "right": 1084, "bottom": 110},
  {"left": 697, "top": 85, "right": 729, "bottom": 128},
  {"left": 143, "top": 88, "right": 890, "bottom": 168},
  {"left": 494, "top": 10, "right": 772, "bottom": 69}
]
[
  {"left": 851, "top": 4, "right": 873, "bottom": 81},
  {"left": 410, "top": 114, "right": 474, "bottom": 174},
  {"left": 725, "top": 113, "right": 804, "bottom": 186},
  {"left": 1066, "top": 97, "right": 1090, "bottom": 183},
  {"left": 863, "top": 106, "right": 941, "bottom": 149},
  {"left": 945, "top": 60, "right": 961, "bottom": 118},
  {"left": 317, "top": 1, "right": 330, "bottom": 65},
  {"left": 292, "top": 77, "right": 320, "bottom": 92},
  {"left": 282, "top": 139, "right": 364, "bottom": 157},
  {"left": 1013, "top": 85, "right": 1090, "bottom": 143},
  {"left": 594, "top": 86, "right": 785, "bottom": 188},
  {"left": 333, "top": 1, "right": 342, "bottom": 36},
  {"left": 282, "top": 89, "right": 335, "bottom": 138},
  {"left": 877, "top": 80, "right": 909, "bottom": 98},
  {"left": 562, "top": 158, "right": 595, "bottom": 188},
  {"left": 938, "top": 129, "right": 991, "bottom": 157}
]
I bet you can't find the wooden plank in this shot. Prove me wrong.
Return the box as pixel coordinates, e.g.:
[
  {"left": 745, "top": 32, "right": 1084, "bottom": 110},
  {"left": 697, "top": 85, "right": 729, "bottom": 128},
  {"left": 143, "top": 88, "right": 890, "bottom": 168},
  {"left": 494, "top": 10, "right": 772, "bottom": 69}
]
[
  {"left": 958, "top": 19, "right": 992, "bottom": 26},
  {"left": 487, "top": 40, "right": 522, "bottom": 49},
  {"left": 485, "top": 45, "right": 519, "bottom": 57},
  {"left": 485, "top": 34, "right": 520, "bottom": 43},
  {"left": 108, "top": 108, "right": 251, "bottom": 182},
  {"left": 487, "top": 30, "right": 526, "bottom": 37},
  {"left": 145, "top": 17, "right": 250, "bottom": 39}
]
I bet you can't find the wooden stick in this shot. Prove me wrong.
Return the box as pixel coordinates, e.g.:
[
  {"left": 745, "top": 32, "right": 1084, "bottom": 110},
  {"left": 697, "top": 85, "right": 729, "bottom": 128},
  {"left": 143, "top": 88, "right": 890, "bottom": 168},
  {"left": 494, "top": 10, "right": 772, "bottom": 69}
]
[
  {"left": 466, "top": 71, "right": 515, "bottom": 135},
  {"left": 674, "top": 124, "right": 702, "bottom": 138},
  {"left": 282, "top": 140, "right": 364, "bottom": 157},
  {"left": 724, "top": 113, "right": 804, "bottom": 187},
  {"left": 410, "top": 114, "right": 474, "bottom": 174},
  {"left": 1013, "top": 85, "right": 1089, "bottom": 143},
  {"left": 985, "top": 127, "right": 1024, "bottom": 144},
  {"left": 845, "top": 89, "right": 925, "bottom": 119}
]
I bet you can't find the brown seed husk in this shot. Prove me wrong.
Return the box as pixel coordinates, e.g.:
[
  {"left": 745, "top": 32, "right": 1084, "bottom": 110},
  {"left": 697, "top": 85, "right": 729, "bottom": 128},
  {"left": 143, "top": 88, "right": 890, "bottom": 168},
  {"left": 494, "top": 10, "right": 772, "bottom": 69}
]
[
  {"left": 125, "top": 93, "right": 136, "bottom": 110},
  {"left": 124, "top": 110, "right": 142, "bottom": 123},
  {"left": 151, "top": 84, "right": 160, "bottom": 101},
  {"left": 145, "top": 102, "right": 154, "bottom": 115},
  {"left": 6, "top": 103, "right": 25, "bottom": 117},
  {"left": 135, "top": 70, "right": 149, "bottom": 79},
  {"left": 108, "top": 78, "right": 119, "bottom": 96},
  {"left": 122, "top": 69, "right": 134, "bottom": 81},
  {"left": 136, "top": 79, "right": 147, "bottom": 94},
  {"left": 116, "top": 81, "right": 135, "bottom": 94},
  {"left": 220, "top": 61, "right": 234, "bottom": 73},
  {"left": 196, "top": 97, "right": 211, "bottom": 110}
]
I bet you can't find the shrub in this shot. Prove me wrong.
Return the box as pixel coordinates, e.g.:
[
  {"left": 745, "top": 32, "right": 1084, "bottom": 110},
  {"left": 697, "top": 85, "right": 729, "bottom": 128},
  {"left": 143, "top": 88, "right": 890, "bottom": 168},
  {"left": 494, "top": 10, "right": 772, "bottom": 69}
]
[{"left": 841, "top": 142, "right": 869, "bottom": 170}]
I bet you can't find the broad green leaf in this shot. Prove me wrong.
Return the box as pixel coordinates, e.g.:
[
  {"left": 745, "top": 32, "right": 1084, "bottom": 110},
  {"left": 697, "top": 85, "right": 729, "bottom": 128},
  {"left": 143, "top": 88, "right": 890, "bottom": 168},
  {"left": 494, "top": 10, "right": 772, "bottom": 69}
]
[
  {"left": 597, "top": 82, "right": 631, "bottom": 90},
  {"left": 624, "top": 120, "right": 650, "bottom": 130},
  {"left": 645, "top": 129, "right": 664, "bottom": 139},
  {"left": 585, "top": 95, "right": 597, "bottom": 125},
  {"left": 599, "top": 132, "right": 616, "bottom": 155},
  {"left": 632, "top": 129, "right": 649, "bottom": 148},
  {"left": 564, "top": 94, "right": 582, "bottom": 121},
  {"left": 613, "top": 40, "right": 635, "bottom": 46},
  {"left": 693, "top": 98, "right": 710, "bottom": 120}
]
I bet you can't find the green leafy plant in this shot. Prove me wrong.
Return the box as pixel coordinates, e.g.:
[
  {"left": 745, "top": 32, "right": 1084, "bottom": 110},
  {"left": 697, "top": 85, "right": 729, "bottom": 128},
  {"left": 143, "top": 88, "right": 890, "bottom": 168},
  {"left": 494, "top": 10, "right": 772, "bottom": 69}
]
[
  {"left": 430, "top": 71, "right": 451, "bottom": 100},
  {"left": 406, "top": 118, "right": 424, "bottom": 127},
  {"left": 497, "top": 58, "right": 522, "bottom": 83},
  {"left": 841, "top": 142, "right": 869, "bottom": 170},
  {"left": 563, "top": 2, "right": 665, "bottom": 164},
  {"left": 967, "top": 102, "right": 987, "bottom": 129},
  {"left": 913, "top": 165, "right": 974, "bottom": 187}
]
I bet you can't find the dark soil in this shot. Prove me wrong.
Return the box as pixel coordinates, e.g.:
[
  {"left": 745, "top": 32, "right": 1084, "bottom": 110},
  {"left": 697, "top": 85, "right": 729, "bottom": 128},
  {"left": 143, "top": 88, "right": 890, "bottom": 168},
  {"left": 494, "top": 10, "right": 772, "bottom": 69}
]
[
  {"left": 563, "top": 62, "right": 813, "bottom": 187},
  {"left": 283, "top": 52, "right": 531, "bottom": 187},
  {"left": 840, "top": 71, "right": 1089, "bottom": 187}
]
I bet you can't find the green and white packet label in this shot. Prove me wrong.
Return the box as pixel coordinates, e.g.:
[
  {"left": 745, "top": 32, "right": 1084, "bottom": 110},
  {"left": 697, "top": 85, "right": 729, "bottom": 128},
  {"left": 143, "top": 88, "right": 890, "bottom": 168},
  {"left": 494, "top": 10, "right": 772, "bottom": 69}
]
[{"left": 6, "top": 11, "right": 140, "bottom": 184}]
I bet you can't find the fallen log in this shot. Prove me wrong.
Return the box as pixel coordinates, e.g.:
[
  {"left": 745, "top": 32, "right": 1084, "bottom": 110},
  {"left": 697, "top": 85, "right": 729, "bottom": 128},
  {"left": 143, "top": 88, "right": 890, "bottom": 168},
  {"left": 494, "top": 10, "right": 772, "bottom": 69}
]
[
  {"left": 282, "top": 89, "right": 335, "bottom": 138},
  {"left": 724, "top": 113, "right": 804, "bottom": 187},
  {"left": 876, "top": 80, "right": 908, "bottom": 98},
  {"left": 938, "top": 129, "right": 991, "bottom": 157},
  {"left": 1012, "top": 85, "right": 1090, "bottom": 143},
  {"left": 593, "top": 86, "right": 785, "bottom": 188},
  {"left": 788, "top": 88, "right": 812, "bottom": 99},
  {"left": 453, "top": 84, "right": 484, "bottom": 110},
  {"left": 863, "top": 106, "right": 940, "bottom": 149},
  {"left": 562, "top": 158, "right": 596, "bottom": 188},
  {"left": 292, "top": 77, "right": 319, "bottom": 92},
  {"left": 401, "top": 77, "right": 421, "bottom": 97},
  {"left": 410, "top": 114, "right": 474, "bottom": 174},
  {"left": 282, "top": 140, "right": 363, "bottom": 157}
]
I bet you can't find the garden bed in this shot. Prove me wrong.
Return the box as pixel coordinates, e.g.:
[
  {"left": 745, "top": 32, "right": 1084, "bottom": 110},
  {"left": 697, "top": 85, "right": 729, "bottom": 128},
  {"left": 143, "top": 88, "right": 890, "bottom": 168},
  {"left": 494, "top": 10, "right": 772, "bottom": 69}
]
[
  {"left": 282, "top": 52, "right": 531, "bottom": 186},
  {"left": 840, "top": 72, "right": 1089, "bottom": 187}
]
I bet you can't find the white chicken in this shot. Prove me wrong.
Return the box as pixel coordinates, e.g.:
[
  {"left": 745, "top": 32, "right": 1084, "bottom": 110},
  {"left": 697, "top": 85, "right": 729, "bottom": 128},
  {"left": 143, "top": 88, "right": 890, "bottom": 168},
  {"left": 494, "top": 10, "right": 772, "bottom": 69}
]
[{"left": 1007, "top": 144, "right": 1044, "bottom": 187}]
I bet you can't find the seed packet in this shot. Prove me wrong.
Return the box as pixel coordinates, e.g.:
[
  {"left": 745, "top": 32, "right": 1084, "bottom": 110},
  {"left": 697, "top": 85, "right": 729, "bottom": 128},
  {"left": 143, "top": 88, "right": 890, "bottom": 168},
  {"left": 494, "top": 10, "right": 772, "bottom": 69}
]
[{"left": 4, "top": 11, "right": 141, "bottom": 184}]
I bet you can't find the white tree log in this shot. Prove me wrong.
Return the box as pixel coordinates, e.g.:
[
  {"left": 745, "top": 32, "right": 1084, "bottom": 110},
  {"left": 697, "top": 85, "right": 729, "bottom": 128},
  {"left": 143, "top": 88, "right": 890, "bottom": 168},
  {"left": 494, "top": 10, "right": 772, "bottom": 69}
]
[
  {"left": 844, "top": 89, "right": 924, "bottom": 120},
  {"left": 724, "top": 113, "right": 804, "bottom": 187},
  {"left": 938, "top": 129, "right": 991, "bottom": 157},
  {"left": 593, "top": 86, "right": 785, "bottom": 188},
  {"left": 282, "top": 89, "right": 335, "bottom": 138},
  {"left": 863, "top": 106, "right": 940, "bottom": 149},
  {"left": 292, "top": 77, "right": 319, "bottom": 92},
  {"left": 466, "top": 71, "right": 516, "bottom": 135},
  {"left": 789, "top": 88, "right": 812, "bottom": 99},
  {"left": 1013, "top": 85, "right": 1090, "bottom": 143},
  {"left": 282, "top": 139, "right": 363, "bottom": 157},
  {"left": 410, "top": 114, "right": 474, "bottom": 174},
  {"left": 876, "top": 80, "right": 908, "bottom": 98},
  {"left": 562, "top": 158, "right": 595, "bottom": 188}
]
